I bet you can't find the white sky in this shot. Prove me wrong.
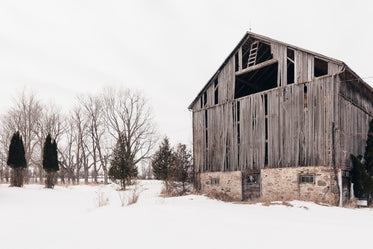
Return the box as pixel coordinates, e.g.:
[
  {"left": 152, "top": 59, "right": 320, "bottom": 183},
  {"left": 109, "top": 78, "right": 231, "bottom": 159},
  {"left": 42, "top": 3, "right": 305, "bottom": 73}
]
[{"left": 0, "top": 0, "right": 372, "bottom": 146}]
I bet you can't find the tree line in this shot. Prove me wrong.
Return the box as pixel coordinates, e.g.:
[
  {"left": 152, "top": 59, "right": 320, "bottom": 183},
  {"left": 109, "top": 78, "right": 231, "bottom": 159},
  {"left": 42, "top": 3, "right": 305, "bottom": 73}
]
[{"left": 0, "top": 87, "right": 158, "bottom": 186}]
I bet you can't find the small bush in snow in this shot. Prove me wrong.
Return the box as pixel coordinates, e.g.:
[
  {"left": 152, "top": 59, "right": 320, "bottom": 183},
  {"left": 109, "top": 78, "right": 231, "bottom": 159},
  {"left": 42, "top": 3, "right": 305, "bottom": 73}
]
[
  {"left": 205, "top": 190, "right": 234, "bottom": 202},
  {"left": 161, "top": 181, "right": 193, "bottom": 197},
  {"left": 96, "top": 189, "right": 109, "bottom": 207},
  {"left": 117, "top": 181, "right": 142, "bottom": 206},
  {"left": 127, "top": 183, "right": 141, "bottom": 205}
]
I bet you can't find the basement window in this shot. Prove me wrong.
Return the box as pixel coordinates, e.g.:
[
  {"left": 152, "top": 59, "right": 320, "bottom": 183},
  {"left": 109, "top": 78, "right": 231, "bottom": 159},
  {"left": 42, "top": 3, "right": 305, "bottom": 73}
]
[
  {"left": 314, "top": 58, "right": 328, "bottom": 77},
  {"left": 299, "top": 174, "right": 315, "bottom": 184},
  {"left": 234, "top": 62, "right": 278, "bottom": 99},
  {"left": 211, "top": 178, "right": 220, "bottom": 185},
  {"left": 287, "top": 48, "right": 295, "bottom": 84}
]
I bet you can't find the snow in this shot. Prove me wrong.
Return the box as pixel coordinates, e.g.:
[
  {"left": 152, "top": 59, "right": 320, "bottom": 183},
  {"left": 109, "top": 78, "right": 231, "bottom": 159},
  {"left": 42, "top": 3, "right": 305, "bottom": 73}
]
[{"left": 0, "top": 180, "right": 372, "bottom": 249}]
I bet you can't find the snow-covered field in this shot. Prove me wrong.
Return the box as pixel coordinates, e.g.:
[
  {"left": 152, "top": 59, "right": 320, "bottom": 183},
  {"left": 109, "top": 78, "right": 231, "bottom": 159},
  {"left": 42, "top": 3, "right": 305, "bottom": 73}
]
[{"left": 0, "top": 180, "right": 372, "bottom": 249}]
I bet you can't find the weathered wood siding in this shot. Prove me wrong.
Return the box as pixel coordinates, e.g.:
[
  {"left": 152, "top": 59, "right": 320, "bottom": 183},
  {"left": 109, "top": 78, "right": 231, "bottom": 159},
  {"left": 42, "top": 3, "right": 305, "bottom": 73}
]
[
  {"left": 335, "top": 76, "right": 373, "bottom": 169},
  {"left": 193, "top": 76, "right": 340, "bottom": 173}
]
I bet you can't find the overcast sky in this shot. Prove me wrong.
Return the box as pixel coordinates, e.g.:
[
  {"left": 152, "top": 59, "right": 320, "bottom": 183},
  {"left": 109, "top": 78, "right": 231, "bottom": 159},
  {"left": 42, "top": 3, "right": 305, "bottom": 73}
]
[{"left": 0, "top": 0, "right": 372, "bottom": 146}]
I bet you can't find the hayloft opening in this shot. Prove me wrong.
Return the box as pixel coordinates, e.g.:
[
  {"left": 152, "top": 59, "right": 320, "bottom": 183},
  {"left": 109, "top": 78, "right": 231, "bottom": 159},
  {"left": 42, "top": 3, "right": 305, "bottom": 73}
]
[
  {"left": 314, "top": 58, "right": 328, "bottom": 77},
  {"left": 287, "top": 48, "right": 295, "bottom": 84},
  {"left": 234, "top": 62, "right": 278, "bottom": 99},
  {"left": 242, "top": 40, "right": 272, "bottom": 69},
  {"left": 235, "top": 52, "right": 239, "bottom": 71}
]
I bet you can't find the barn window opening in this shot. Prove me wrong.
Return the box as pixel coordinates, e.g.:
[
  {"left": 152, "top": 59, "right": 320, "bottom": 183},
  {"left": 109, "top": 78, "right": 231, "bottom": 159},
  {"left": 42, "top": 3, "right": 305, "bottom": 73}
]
[
  {"left": 237, "top": 101, "right": 240, "bottom": 167},
  {"left": 264, "top": 94, "right": 268, "bottom": 166},
  {"left": 237, "top": 101, "right": 240, "bottom": 122},
  {"left": 299, "top": 174, "right": 315, "bottom": 184},
  {"left": 241, "top": 39, "right": 272, "bottom": 69},
  {"left": 287, "top": 48, "right": 295, "bottom": 84},
  {"left": 234, "top": 62, "right": 278, "bottom": 99},
  {"left": 304, "top": 85, "right": 308, "bottom": 108},
  {"left": 265, "top": 120, "right": 268, "bottom": 140},
  {"left": 235, "top": 52, "right": 239, "bottom": 71},
  {"left": 200, "top": 97, "right": 203, "bottom": 109},
  {"left": 237, "top": 123, "right": 240, "bottom": 147},
  {"left": 205, "top": 110, "right": 208, "bottom": 129},
  {"left": 225, "top": 136, "right": 230, "bottom": 170},
  {"left": 205, "top": 130, "right": 208, "bottom": 148},
  {"left": 214, "top": 79, "right": 219, "bottom": 105},
  {"left": 244, "top": 174, "right": 259, "bottom": 184},
  {"left": 314, "top": 58, "right": 328, "bottom": 77},
  {"left": 237, "top": 148, "right": 240, "bottom": 168},
  {"left": 203, "top": 91, "right": 207, "bottom": 107},
  {"left": 205, "top": 110, "right": 208, "bottom": 149}
]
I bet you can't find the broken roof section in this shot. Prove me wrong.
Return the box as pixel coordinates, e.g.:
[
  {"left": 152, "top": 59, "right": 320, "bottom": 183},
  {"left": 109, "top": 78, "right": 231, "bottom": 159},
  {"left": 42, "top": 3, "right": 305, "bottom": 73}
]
[{"left": 188, "top": 31, "right": 372, "bottom": 110}]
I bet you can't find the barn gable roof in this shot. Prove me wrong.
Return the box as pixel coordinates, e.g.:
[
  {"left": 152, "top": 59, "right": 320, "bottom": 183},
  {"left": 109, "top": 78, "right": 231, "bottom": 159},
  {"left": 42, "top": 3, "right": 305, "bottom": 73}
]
[{"left": 188, "top": 32, "right": 371, "bottom": 110}]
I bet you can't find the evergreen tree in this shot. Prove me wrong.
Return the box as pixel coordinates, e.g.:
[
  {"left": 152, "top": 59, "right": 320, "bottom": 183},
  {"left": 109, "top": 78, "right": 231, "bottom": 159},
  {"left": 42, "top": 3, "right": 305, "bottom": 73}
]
[
  {"left": 43, "top": 134, "right": 59, "bottom": 188},
  {"left": 7, "top": 131, "right": 27, "bottom": 187},
  {"left": 171, "top": 143, "right": 192, "bottom": 192},
  {"left": 152, "top": 137, "right": 173, "bottom": 181},
  {"left": 350, "top": 155, "right": 373, "bottom": 197},
  {"left": 109, "top": 135, "right": 138, "bottom": 190},
  {"left": 351, "top": 119, "right": 373, "bottom": 198},
  {"left": 364, "top": 119, "right": 373, "bottom": 176}
]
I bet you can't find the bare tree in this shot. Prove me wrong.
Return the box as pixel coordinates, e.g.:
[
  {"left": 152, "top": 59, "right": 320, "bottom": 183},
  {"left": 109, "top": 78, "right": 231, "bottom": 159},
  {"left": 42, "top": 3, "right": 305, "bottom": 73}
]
[
  {"left": 103, "top": 87, "right": 157, "bottom": 183},
  {"left": 58, "top": 116, "right": 78, "bottom": 184},
  {"left": 78, "top": 94, "right": 109, "bottom": 184},
  {"left": 71, "top": 106, "right": 90, "bottom": 184},
  {"left": 0, "top": 127, "right": 12, "bottom": 183}
]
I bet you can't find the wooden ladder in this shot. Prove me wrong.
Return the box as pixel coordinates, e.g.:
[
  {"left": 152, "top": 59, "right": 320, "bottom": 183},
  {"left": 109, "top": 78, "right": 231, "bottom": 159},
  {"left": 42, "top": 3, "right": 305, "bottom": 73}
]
[{"left": 247, "top": 41, "right": 259, "bottom": 67}]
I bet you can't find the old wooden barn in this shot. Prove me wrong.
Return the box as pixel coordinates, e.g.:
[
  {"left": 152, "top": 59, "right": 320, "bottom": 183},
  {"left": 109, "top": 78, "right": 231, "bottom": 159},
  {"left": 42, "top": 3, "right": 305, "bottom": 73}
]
[{"left": 189, "top": 32, "right": 373, "bottom": 205}]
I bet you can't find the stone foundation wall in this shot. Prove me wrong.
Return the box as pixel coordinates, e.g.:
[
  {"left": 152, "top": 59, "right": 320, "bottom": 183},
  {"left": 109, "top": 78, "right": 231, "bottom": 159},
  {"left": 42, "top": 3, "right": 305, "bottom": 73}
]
[
  {"left": 261, "top": 166, "right": 339, "bottom": 205},
  {"left": 200, "top": 171, "right": 242, "bottom": 201},
  {"left": 199, "top": 166, "right": 340, "bottom": 205}
]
